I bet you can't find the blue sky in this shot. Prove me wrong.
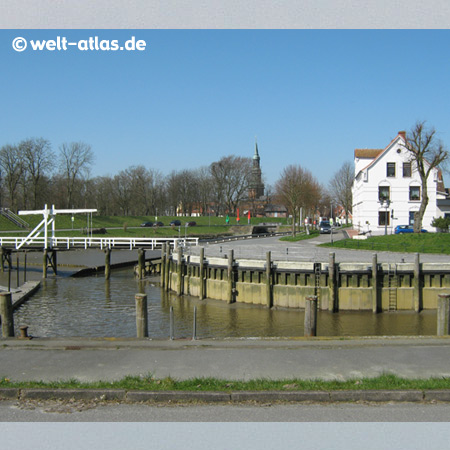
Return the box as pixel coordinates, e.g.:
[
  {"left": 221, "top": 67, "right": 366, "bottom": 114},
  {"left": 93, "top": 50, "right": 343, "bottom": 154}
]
[{"left": 1, "top": 30, "right": 450, "bottom": 188}]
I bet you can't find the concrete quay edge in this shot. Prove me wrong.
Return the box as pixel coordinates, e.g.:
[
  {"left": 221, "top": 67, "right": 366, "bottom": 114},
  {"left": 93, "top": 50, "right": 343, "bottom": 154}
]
[{"left": 0, "top": 388, "right": 448, "bottom": 404}]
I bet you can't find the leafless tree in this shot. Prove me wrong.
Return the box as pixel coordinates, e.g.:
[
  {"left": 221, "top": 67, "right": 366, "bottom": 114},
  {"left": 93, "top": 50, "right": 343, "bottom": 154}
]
[
  {"left": 0, "top": 144, "right": 25, "bottom": 211},
  {"left": 59, "top": 142, "right": 94, "bottom": 208},
  {"left": 20, "top": 138, "right": 55, "bottom": 209},
  {"left": 210, "top": 156, "right": 252, "bottom": 215},
  {"left": 402, "top": 121, "right": 449, "bottom": 232},
  {"left": 275, "top": 165, "right": 321, "bottom": 236},
  {"left": 329, "top": 161, "right": 354, "bottom": 225}
]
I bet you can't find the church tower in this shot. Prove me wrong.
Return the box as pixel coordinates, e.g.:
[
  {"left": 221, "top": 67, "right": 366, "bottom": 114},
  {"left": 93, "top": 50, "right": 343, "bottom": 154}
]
[{"left": 248, "top": 140, "right": 265, "bottom": 199}]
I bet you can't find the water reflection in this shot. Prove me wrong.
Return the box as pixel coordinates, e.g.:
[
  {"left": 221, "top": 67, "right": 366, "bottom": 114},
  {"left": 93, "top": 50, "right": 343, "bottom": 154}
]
[{"left": 13, "top": 269, "right": 437, "bottom": 338}]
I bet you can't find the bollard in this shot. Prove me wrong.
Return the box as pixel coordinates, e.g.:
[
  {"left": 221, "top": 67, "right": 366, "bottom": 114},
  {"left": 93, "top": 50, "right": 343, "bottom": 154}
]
[
  {"left": 169, "top": 305, "right": 174, "bottom": 340},
  {"left": 104, "top": 247, "right": 111, "bottom": 280},
  {"left": 437, "top": 294, "right": 450, "bottom": 336},
  {"left": 0, "top": 292, "right": 14, "bottom": 337},
  {"left": 135, "top": 293, "right": 148, "bottom": 338},
  {"left": 19, "top": 325, "right": 29, "bottom": 339},
  {"left": 192, "top": 306, "right": 197, "bottom": 340},
  {"left": 304, "top": 295, "right": 318, "bottom": 337}
]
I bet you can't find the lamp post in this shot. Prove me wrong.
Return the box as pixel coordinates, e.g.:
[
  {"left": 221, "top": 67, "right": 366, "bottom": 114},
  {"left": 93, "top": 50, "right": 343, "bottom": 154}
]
[{"left": 383, "top": 199, "right": 391, "bottom": 235}]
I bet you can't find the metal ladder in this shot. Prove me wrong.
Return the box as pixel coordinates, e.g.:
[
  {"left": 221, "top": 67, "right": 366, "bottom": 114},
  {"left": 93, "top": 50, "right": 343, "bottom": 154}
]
[
  {"left": 388, "top": 264, "right": 397, "bottom": 311},
  {"left": 314, "top": 262, "right": 321, "bottom": 308}
]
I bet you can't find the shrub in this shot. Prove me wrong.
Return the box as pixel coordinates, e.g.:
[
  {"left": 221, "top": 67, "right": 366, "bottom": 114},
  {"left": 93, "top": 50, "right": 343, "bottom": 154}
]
[{"left": 431, "top": 217, "right": 450, "bottom": 232}]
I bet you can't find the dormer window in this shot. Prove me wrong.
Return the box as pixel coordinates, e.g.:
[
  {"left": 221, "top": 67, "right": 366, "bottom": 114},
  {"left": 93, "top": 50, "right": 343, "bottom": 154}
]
[{"left": 387, "top": 163, "right": 396, "bottom": 177}]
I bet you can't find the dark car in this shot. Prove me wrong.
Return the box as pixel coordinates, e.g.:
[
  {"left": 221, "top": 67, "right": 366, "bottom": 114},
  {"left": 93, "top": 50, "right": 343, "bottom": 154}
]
[
  {"left": 394, "top": 225, "right": 428, "bottom": 234},
  {"left": 140, "top": 221, "right": 153, "bottom": 227},
  {"left": 186, "top": 221, "right": 197, "bottom": 227},
  {"left": 153, "top": 221, "right": 164, "bottom": 227},
  {"left": 319, "top": 221, "right": 332, "bottom": 234},
  {"left": 170, "top": 220, "right": 181, "bottom": 226}
]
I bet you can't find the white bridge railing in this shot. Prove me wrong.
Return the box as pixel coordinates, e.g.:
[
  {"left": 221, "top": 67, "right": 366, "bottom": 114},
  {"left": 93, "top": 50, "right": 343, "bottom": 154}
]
[{"left": 0, "top": 236, "right": 199, "bottom": 250}]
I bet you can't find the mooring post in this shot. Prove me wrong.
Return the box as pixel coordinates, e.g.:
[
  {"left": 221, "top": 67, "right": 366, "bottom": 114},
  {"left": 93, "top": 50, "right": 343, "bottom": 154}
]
[
  {"left": 164, "top": 244, "right": 171, "bottom": 292},
  {"left": 328, "top": 252, "right": 336, "bottom": 312},
  {"left": 42, "top": 249, "right": 48, "bottom": 278},
  {"left": 169, "top": 305, "right": 174, "bottom": 340},
  {"left": 160, "top": 243, "right": 166, "bottom": 288},
  {"left": 104, "top": 247, "right": 111, "bottom": 280},
  {"left": 16, "top": 252, "right": 19, "bottom": 288},
  {"left": 0, "top": 247, "right": 4, "bottom": 273},
  {"left": 266, "top": 251, "right": 272, "bottom": 308},
  {"left": 176, "top": 246, "right": 183, "bottom": 296},
  {"left": 437, "top": 294, "right": 450, "bottom": 336},
  {"left": 372, "top": 253, "right": 379, "bottom": 313},
  {"left": 0, "top": 292, "right": 14, "bottom": 337},
  {"left": 199, "top": 247, "right": 205, "bottom": 300},
  {"left": 192, "top": 305, "right": 197, "bottom": 340},
  {"left": 138, "top": 248, "right": 145, "bottom": 280},
  {"left": 414, "top": 253, "right": 421, "bottom": 312},
  {"left": 24, "top": 251, "right": 27, "bottom": 283},
  {"left": 227, "top": 249, "right": 234, "bottom": 304},
  {"left": 135, "top": 293, "right": 148, "bottom": 338},
  {"left": 304, "top": 295, "right": 318, "bottom": 337}
]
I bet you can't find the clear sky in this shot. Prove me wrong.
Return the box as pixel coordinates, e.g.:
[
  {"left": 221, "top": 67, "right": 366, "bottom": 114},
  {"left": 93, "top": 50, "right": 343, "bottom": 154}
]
[{"left": 1, "top": 29, "right": 450, "bottom": 188}]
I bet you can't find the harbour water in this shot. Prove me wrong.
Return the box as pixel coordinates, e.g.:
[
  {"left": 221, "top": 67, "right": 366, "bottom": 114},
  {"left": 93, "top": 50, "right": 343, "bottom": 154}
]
[{"left": 12, "top": 268, "right": 438, "bottom": 338}]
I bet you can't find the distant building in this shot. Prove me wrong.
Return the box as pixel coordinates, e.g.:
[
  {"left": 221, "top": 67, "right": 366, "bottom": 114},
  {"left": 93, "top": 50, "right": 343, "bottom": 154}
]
[{"left": 248, "top": 141, "right": 265, "bottom": 199}]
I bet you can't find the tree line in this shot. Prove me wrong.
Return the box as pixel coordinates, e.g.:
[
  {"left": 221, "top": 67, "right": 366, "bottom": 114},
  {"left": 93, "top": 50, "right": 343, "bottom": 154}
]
[{"left": 0, "top": 137, "right": 354, "bottom": 225}]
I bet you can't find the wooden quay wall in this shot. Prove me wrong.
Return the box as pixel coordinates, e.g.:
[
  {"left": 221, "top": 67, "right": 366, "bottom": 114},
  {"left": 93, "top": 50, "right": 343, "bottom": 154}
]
[{"left": 159, "top": 245, "right": 450, "bottom": 312}]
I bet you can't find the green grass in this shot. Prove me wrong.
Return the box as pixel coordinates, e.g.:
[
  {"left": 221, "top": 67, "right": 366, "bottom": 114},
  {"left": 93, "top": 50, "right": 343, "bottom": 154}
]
[
  {"left": 1, "top": 373, "right": 450, "bottom": 391},
  {"left": 321, "top": 232, "right": 450, "bottom": 254}
]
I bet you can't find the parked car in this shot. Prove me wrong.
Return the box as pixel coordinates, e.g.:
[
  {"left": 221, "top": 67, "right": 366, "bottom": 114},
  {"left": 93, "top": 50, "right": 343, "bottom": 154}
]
[
  {"left": 170, "top": 220, "right": 181, "bottom": 226},
  {"left": 319, "top": 221, "right": 332, "bottom": 234},
  {"left": 394, "top": 225, "right": 428, "bottom": 234},
  {"left": 153, "top": 221, "right": 164, "bottom": 227},
  {"left": 140, "top": 221, "right": 153, "bottom": 227},
  {"left": 186, "top": 221, "right": 197, "bottom": 227}
]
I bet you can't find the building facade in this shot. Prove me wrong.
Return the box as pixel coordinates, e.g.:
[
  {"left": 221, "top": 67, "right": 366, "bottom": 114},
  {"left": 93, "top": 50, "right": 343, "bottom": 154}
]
[{"left": 352, "top": 131, "right": 447, "bottom": 234}]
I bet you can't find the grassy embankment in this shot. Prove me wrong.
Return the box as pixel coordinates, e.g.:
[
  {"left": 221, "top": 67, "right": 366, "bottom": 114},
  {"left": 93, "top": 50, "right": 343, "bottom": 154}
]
[
  {"left": 0, "top": 214, "right": 289, "bottom": 238},
  {"left": 1, "top": 373, "right": 450, "bottom": 391}
]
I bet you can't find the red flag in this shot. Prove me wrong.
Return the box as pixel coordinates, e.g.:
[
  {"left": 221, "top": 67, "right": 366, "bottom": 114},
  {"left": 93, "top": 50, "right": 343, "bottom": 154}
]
[
  {"left": 248, "top": 210, "right": 251, "bottom": 223},
  {"left": 237, "top": 208, "right": 240, "bottom": 222}
]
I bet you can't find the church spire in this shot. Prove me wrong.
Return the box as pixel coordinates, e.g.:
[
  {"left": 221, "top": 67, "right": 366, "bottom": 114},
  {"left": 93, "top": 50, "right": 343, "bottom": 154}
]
[{"left": 254, "top": 137, "right": 260, "bottom": 160}]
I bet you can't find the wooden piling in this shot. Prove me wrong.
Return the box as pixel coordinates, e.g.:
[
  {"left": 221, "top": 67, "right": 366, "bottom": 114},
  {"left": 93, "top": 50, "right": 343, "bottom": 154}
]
[
  {"left": 43, "top": 249, "right": 48, "bottom": 278},
  {"left": 437, "top": 294, "right": 450, "bottom": 336},
  {"left": 104, "top": 247, "right": 111, "bottom": 280},
  {"left": 414, "top": 253, "right": 421, "bottom": 312},
  {"left": 0, "top": 292, "right": 14, "bottom": 337},
  {"left": 372, "top": 253, "right": 379, "bottom": 313},
  {"left": 266, "top": 251, "right": 272, "bottom": 308},
  {"left": 135, "top": 293, "right": 148, "bottom": 338},
  {"left": 138, "top": 248, "right": 145, "bottom": 279},
  {"left": 0, "top": 247, "right": 4, "bottom": 272},
  {"left": 16, "top": 253, "right": 19, "bottom": 288},
  {"left": 227, "top": 249, "right": 234, "bottom": 304},
  {"left": 199, "top": 247, "right": 205, "bottom": 300},
  {"left": 328, "top": 252, "right": 336, "bottom": 312},
  {"left": 304, "top": 295, "right": 318, "bottom": 337},
  {"left": 164, "top": 244, "right": 171, "bottom": 291},
  {"left": 160, "top": 243, "right": 166, "bottom": 288},
  {"left": 176, "top": 246, "right": 183, "bottom": 296}
]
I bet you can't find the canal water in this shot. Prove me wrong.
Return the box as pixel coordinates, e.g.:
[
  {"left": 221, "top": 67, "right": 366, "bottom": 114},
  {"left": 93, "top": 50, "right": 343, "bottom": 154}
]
[{"left": 13, "top": 268, "right": 437, "bottom": 338}]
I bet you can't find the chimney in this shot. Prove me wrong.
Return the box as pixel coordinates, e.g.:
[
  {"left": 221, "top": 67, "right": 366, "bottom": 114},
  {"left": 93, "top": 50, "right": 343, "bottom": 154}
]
[{"left": 398, "top": 131, "right": 406, "bottom": 140}]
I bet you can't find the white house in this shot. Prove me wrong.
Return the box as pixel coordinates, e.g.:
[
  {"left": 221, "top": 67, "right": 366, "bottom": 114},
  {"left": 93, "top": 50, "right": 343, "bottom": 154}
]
[{"left": 352, "top": 131, "right": 448, "bottom": 234}]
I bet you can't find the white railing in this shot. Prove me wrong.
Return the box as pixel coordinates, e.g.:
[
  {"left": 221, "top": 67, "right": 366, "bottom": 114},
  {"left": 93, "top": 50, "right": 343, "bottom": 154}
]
[{"left": 0, "top": 236, "right": 199, "bottom": 250}]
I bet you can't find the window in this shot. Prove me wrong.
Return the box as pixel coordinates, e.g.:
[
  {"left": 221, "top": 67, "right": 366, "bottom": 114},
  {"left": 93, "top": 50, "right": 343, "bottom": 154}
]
[
  {"left": 378, "top": 211, "right": 390, "bottom": 226},
  {"left": 387, "top": 162, "right": 396, "bottom": 177},
  {"left": 409, "top": 211, "right": 416, "bottom": 225},
  {"left": 378, "top": 186, "right": 390, "bottom": 202},
  {"left": 403, "top": 162, "right": 412, "bottom": 177},
  {"left": 409, "top": 186, "right": 420, "bottom": 201}
]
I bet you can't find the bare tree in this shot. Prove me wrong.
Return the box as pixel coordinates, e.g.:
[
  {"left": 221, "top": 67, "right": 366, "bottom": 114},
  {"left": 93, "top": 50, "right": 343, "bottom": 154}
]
[
  {"left": 0, "top": 144, "right": 24, "bottom": 211},
  {"left": 20, "top": 138, "right": 54, "bottom": 209},
  {"left": 275, "top": 165, "right": 321, "bottom": 236},
  {"left": 59, "top": 142, "right": 94, "bottom": 208},
  {"left": 329, "top": 161, "right": 353, "bottom": 225},
  {"left": 210, "top": 156, "right": 252, "bottom": 215},
  {"left": 402, "top": 121, "right": 449, "bottom": 232}
]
